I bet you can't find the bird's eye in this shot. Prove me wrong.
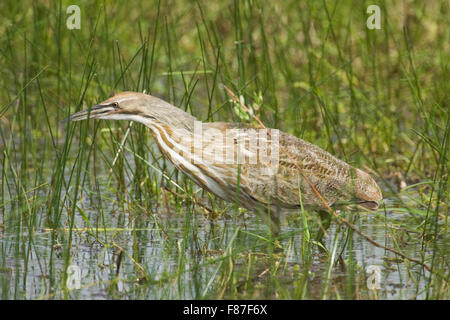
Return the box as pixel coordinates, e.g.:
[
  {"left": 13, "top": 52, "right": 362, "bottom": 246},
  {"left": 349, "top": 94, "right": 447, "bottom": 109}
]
[{"left": 112, "top": 102, "right": 119, "bottom": 109}]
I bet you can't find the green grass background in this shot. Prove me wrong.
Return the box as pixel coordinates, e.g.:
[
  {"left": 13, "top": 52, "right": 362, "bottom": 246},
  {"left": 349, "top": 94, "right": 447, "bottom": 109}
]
[{"left": 0, "top": 0, "right": 448, "bottom": 299}]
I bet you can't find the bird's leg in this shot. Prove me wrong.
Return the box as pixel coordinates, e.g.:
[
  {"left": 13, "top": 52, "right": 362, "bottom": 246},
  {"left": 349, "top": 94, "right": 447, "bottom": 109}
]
[
  {"left": 256, "top": 207, "right": 281, "bottom": 239},
  {"left": 315, "top": 210, "right": 332, "bottom": 244},
  {"left": 263, "top": 210, "right": 282, "bottom": 253},
  {"left": 269, "top": 212, "right": 281, "bottom": 238}
]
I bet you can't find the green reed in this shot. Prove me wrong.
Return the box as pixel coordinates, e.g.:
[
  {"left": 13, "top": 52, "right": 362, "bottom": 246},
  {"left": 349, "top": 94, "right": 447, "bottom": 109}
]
[{"left": 0, "top": 0, "right": 448, "bottom": 299}]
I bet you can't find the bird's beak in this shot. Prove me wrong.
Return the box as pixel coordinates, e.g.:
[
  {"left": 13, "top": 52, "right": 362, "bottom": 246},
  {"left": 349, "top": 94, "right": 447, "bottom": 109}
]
[{"left": 65, "top": 104, "right": 119, "bottom": 122}]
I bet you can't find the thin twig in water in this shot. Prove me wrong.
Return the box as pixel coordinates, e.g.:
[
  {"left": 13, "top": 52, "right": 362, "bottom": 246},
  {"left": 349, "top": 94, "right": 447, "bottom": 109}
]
[{"left": 110, "top": 121, "right": 134, "bottom": 172}]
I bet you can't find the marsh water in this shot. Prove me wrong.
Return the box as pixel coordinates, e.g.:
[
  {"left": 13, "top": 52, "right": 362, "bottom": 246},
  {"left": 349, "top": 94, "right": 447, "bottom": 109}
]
[{"left": 0, "top": 143, "right": 444, "bottom": 300}]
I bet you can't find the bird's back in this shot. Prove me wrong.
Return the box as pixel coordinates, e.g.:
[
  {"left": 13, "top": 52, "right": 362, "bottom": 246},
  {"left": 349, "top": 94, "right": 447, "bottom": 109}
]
[{"left": 198, "top": 122, "right": 381, "bottom": 212}]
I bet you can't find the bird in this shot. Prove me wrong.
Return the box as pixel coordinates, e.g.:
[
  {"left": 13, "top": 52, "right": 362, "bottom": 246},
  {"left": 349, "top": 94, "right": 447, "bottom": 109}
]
[{"left": 68, "top": 91, "right": 382, "bottom": 230}]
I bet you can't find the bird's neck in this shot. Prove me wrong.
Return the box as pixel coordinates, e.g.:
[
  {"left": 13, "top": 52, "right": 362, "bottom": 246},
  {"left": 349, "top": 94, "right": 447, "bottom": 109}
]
[{"left": 140, "top": 117, "right": 197, "bottom": 162}]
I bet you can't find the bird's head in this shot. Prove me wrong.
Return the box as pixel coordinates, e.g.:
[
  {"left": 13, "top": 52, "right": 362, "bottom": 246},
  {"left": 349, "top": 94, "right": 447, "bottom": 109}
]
[
  {"left": 67, "top": 91, "right": 196, "bottom": 129},
  {"left": 68, "top": 92, "right": 159, "bottom": 123}
]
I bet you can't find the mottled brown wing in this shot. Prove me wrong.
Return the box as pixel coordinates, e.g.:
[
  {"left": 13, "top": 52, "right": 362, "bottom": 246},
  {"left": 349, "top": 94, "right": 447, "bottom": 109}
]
[{"left": 207, "top": 124, "right": 353, "bottom": 210}]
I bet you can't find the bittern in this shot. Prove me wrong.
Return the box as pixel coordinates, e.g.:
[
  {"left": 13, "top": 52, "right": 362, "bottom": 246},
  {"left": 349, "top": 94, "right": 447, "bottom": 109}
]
[{"left": 68, "top": 91, "right": 382, "bottom": 231}]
